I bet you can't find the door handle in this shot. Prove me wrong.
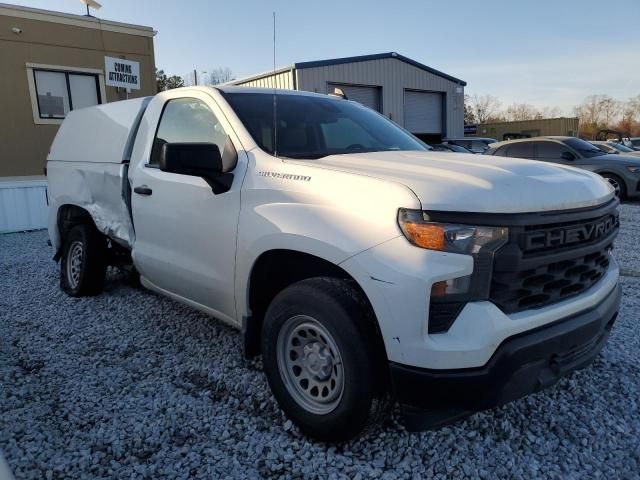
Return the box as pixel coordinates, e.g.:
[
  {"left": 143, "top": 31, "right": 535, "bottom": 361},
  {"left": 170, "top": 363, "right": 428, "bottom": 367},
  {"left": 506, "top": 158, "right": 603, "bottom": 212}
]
[{"left": 134, "top": 185, "right": 153, "bottom": 196}]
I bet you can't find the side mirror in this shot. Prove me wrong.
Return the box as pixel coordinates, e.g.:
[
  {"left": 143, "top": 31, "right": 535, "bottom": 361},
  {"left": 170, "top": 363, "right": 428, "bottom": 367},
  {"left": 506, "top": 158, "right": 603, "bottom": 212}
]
[
  {"left": 160, "top": 137, "right": 238, "bottom": 175},
  {"left": 561, "top": 151, "right": 576, "bottom": 161},
  {"left": 160, "top": 142, "right": 223, "bottom": 175},
  {"left": 159, "top": 137, "right": 238, "bottom": 194}
]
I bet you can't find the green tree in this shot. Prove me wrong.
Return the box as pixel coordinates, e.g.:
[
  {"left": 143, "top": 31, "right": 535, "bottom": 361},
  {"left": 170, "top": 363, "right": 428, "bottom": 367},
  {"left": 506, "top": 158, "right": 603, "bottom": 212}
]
[{"left": 156, "top": 69, "right": 184, "bottom": 92}]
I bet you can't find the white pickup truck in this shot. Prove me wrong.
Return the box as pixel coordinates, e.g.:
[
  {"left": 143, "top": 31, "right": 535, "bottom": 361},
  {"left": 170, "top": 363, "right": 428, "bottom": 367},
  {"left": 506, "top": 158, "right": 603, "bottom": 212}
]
[{"left": 47, "top": 86, "right": 621, "bottom": 441}]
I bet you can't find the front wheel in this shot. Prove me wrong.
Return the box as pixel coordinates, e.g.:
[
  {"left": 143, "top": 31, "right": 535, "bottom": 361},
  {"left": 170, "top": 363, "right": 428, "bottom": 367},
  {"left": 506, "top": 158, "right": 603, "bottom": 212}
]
[
  {"left": 261, "top": 277, "right": 388, "bottom": 442},
  {"left": 601, "top": 173, "right": 627, "bottom": 200}
]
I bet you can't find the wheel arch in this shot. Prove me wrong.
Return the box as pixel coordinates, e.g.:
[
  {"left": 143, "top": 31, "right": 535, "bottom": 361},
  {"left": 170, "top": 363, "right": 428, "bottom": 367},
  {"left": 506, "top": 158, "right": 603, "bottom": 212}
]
[
  {"left": 242, "top": 248, "right": 387, "bottom": 362},
  {"left": 595, "top": 170, "right": 629, "bottom": 198},
  {"left": 52, "top": 204, "right": 99, "bottom": 260}
]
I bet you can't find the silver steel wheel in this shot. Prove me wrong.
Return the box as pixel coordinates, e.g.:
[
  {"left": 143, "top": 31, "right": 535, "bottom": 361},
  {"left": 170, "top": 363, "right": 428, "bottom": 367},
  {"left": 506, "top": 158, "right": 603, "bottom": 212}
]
[
  {"left": 66, "top": 240, "right": 83, "bottom": 289},
  {"left": 276, "top": 315, "right": 344, "bottom": 415},
  {"left": 606, "top": 177, "right": 621, "bottom": 197}
]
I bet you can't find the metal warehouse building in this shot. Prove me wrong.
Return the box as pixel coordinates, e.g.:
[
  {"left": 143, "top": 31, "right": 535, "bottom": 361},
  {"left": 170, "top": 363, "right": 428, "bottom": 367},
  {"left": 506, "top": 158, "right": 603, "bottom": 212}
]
[{"left": 231, "top": 52, "right": 466, "bottom": 144}]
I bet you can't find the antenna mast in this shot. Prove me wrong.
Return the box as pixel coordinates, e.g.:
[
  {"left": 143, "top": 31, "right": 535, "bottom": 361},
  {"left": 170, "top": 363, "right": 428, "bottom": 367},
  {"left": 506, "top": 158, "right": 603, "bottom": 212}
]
[{"left": 273, "top": 11, "right": 277, "bottom": 157}]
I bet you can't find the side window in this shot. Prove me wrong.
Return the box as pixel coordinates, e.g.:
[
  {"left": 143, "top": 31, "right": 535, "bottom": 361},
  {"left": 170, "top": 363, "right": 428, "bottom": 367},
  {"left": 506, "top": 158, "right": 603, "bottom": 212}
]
[
  {"left": 506, "top": 142, "right": 534, "bottom": 159},
  {"left": 537, "top": 141, "right": 569, "bottom": 160},
  {"left": 150, "top": 97, "right": 227, "bottom": 165},
  {"left": 493, "top": 146, "right": 508, "bottom": 156},
  {"left": 471, "top": 140, "right": 489, "bottom": 153}
]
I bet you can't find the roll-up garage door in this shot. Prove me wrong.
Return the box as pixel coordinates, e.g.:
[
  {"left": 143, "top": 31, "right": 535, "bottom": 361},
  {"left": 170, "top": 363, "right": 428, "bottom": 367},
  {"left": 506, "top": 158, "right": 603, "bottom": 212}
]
[
  {"left": 403, "top": 90, "right": 443, "bottom": 134},
  {"left": 327, "top": 83, "right": 381, "bottom": 112}
]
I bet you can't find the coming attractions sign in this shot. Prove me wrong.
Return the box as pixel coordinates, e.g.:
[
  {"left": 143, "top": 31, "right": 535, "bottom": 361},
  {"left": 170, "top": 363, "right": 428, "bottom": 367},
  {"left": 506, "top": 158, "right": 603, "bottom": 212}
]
[{"left": 104, "top": 57, "right": 141, "bottom": 90}]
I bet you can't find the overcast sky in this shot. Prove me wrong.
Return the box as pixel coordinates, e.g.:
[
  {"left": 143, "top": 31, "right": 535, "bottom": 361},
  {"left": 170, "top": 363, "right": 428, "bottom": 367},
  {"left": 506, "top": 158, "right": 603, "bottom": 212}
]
[{"left": 9, "top": 0, "right": 640, "bottom": 114}]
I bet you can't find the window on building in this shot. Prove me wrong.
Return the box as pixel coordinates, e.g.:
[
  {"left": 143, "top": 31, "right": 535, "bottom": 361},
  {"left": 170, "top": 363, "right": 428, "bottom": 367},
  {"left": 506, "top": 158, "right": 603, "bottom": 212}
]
[
  {"left": 33, "top": 69, "right": 101, "bottom": 119},
  {"left": 150, "top": 98, "right": 228, "bottom": 165}
]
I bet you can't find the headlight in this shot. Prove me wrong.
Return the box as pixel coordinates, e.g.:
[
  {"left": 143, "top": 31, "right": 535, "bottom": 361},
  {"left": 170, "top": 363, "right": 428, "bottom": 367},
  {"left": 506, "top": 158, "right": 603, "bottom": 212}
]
[
  {"left": 398, "top": 209, "right": 508, "bottom": 254},
  {"left": 627, "top": 166, "right": 640, "bottom": 173},
  {"left": 398, "top": 209, "right": 509, "bottom": 333}
]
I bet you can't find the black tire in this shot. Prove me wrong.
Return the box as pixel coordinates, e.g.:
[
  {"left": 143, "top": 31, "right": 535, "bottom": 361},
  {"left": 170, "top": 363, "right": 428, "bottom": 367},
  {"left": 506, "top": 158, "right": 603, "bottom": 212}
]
[
  {"left": 261, "top": 277, "right": 389, "bottom": 442},
  {"left": 60, "top": 224, "right": 107, "bottom": 297},
  {"left": 601, "top": 173, "right": 627, "bottom": 200}
]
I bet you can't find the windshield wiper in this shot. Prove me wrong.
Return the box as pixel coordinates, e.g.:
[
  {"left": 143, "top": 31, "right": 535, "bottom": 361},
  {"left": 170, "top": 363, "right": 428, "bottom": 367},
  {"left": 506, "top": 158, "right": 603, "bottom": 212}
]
[{"left": 277, "top": 153, "right": 328, "bottom": 160}]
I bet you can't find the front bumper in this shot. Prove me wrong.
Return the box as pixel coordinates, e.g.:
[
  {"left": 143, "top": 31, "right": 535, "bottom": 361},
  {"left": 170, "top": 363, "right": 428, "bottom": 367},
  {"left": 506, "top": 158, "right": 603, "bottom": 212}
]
[{"left": 390, "top": 281, "right": 621, "bottom": 430}]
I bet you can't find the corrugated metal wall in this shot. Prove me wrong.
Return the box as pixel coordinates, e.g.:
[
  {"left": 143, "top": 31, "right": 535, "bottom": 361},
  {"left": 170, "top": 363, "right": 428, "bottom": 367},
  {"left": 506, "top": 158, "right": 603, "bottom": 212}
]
[
  {"left": 233, "top": 69, "right": 295, "bottom": 89},
  {"left": 475, "top": 118, "right": 580, "bottom": 141},
  {"left": 296, "top": 58, "right": 464, "bottom": 137},
  {"left": 0, "top": 179, "right": 48, "bottom": 233}
]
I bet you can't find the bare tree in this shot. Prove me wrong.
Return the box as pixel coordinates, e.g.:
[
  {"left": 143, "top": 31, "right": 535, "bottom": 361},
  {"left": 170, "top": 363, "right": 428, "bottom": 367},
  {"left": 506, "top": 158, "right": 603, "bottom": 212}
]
[
  {"left": 469, "top": 94, "right": 503, "bottom": 124},
  {"left": 600, "top": 96, "right": 621, "bottom": 127},
  {"left": 504, "top": 103, "right": 542, "bottom": 122},
  {"left": 541, "top": 106, "right": 563, "bottom": 118},
  {"left": 618, "top": 95, "right": 640, "bottom": 136},
  {"left": 574, "top": 94, "right": 624, "bottom": 138},
  {"left": 463, "top": 94, "right": 477, "bottom": 125},
  {"left": 204, "top": 67, "right": 235, "bottom": 86}
]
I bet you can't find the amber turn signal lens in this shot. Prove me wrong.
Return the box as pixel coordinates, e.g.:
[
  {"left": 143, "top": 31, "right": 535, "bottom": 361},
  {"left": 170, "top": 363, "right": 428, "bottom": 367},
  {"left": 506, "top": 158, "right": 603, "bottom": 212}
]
[
  {"left": 401, "top": 222, "right": 446, "bottom": 250},
  {"left": 431, "top": 281, "right": 448, "bottom": 297}
]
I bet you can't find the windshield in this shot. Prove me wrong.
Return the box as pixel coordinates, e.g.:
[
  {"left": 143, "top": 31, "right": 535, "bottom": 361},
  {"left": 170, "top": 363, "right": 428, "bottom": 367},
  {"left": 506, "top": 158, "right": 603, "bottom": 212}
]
[
  {"left": 609, "top": 143, "right": 634, "bottom": 153},
  {"left": 223, "top": 92, "right": 427, "bottom": 159},
  {"left": 562, "top": 138, "right": 606, "bottom": 158},
  {"left": 446, "top": 143, "right": 471, "bottom": 153}
]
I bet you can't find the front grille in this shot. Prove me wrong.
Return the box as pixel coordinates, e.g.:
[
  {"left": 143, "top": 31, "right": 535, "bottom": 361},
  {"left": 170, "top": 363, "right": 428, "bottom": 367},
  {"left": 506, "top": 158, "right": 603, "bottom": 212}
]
[
  {"left": 491, "top": 245, "right": 612, "bottom": 313},
  {"left": 490, "top": 203, "right": 619, "bottom": 314}
]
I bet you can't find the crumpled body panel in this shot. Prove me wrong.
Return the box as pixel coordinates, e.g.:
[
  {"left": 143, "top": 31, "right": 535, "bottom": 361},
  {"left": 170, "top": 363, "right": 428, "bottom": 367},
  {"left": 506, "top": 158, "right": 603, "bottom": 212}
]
[{"left": 47, "top": 161, "right": 134, "bottom": 250}]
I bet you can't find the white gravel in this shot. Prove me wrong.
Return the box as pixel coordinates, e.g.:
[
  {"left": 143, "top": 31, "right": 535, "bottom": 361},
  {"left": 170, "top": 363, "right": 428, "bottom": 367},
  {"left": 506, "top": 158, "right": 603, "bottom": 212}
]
[{"left": 1, "top": 203, "right": 639, "bottom": 479}]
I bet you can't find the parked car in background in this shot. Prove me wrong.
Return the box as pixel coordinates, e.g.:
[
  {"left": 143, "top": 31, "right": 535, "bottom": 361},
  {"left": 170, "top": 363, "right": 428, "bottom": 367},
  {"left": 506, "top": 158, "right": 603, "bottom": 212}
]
[
  {"left": 443, "top": 137, "right": 497, "bottom": 154},
  {"left": 485, "top": 136, "right": 640, "bottom": 199},
  {"left": 591, "top": 141, "right": 640, "bottom": 157},
  {"left": 430, "top": 143, "right": 473, "bottom": 153},
  {"left": 627, "top": 137, "right": 640, "bottom": 150}
]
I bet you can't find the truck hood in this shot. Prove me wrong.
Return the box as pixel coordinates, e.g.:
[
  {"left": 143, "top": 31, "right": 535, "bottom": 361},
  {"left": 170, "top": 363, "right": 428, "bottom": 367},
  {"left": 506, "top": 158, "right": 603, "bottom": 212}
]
[{"left": 290, "top": 151, "right": 614, "bottom": 213}]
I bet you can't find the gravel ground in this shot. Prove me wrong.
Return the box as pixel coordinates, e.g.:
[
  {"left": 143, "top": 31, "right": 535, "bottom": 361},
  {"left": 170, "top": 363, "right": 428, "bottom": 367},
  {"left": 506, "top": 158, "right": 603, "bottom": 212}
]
[{"left": 1, "top": 204, "right": 639, "bottom": 479}]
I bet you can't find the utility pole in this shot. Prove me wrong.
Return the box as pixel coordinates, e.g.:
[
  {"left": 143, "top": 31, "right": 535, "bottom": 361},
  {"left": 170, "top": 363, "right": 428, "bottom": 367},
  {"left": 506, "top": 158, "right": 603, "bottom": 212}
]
[{"left": 193, "top": 69, "right": 198, "bottom": 86}]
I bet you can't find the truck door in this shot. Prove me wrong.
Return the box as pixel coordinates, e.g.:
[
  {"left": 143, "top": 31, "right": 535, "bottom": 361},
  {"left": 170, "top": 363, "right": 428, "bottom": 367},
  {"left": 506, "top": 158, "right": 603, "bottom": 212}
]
[{"left": 130, "top": 91, "right": 247, "bottom": 325}]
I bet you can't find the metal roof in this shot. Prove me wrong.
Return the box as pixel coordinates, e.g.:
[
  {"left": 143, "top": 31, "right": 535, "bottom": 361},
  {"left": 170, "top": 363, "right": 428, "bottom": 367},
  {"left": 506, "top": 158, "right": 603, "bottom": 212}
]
[
  {"left": 231, "top": 52, "right": 466, "bottom": 86},
  {"left": 294, "top": 52, "right": 466, "bottom": 86},
  {"left": 215, "top": 85, "right": 330, "bottom": 98}
]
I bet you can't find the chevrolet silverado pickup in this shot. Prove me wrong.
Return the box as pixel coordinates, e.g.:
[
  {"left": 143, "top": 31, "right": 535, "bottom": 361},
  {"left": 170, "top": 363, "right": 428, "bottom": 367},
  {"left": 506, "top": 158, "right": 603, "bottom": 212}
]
[{"left": 46, "top": 86, "right": 621, "bottom": 441}]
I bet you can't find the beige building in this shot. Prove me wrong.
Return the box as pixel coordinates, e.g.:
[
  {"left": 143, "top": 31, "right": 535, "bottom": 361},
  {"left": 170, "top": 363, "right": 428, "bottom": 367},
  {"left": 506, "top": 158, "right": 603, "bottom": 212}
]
[
  {"left": 0, "top": 3, "right": 156, "bottom": 232},
  {"left": 470, "top": 117, "right": 579, "bottom": 142}
]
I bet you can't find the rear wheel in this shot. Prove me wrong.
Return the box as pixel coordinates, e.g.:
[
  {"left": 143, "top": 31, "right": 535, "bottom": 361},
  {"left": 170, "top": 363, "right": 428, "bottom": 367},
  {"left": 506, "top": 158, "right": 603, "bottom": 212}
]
[
  {"left": 601, "top": 173, "right": 627, "bottom": 199},
  {"left": 60, "top": 224, "right": 107, "bottom": 296},
  {"left": 261, "top": 277, "right": 388, "bottom": 442}
]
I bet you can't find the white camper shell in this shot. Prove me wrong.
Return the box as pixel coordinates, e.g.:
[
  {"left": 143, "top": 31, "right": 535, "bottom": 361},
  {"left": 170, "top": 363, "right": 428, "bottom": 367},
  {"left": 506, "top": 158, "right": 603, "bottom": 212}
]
[{"left": 47, "top": 97, "right": 151, "bottom": 249}]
